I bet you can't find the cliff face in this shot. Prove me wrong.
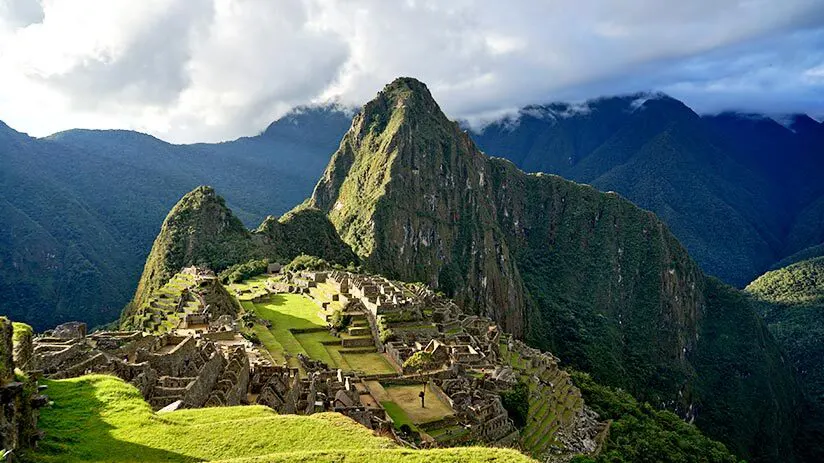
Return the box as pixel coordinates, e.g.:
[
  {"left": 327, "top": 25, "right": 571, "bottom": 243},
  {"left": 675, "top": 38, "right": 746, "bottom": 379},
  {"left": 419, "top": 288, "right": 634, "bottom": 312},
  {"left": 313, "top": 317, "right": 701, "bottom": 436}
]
[
  {"left": 310, "top": 78, "right": 525, "bottom": 335},
  {"left": 487, "top": 159, "right": 703, "bottom": 404},
  {"left": 308, "top": 77, "right": 799, "bottom": 461}
]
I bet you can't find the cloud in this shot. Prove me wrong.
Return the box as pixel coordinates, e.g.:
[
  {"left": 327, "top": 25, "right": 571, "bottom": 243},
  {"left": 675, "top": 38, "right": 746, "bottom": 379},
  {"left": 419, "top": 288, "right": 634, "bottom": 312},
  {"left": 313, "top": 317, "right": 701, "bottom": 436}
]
[{"left": 0, "top": 0, "right": 822, "bottom": 142}]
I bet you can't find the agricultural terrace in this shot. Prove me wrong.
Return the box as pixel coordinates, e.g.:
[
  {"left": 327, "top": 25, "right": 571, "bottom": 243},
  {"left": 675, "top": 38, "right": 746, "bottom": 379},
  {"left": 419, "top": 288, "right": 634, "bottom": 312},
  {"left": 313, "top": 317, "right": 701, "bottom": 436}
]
[{"left": 229, "top": 279, "right": 396, "bottom": 377}]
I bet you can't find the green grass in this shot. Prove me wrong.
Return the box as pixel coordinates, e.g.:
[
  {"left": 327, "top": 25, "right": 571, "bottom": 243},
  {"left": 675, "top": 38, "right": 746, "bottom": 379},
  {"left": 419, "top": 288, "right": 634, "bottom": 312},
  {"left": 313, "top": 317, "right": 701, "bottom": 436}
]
[
  {"left": 381, "top": 401, "right": 418, "bottom": 431},
  {"left": 381, "top": 384, "right": 454, "bottom": 424},
  {"left": 25, "top": 375, "right": 532, "bottom": 463},
  {"left": 216, "top": 448, "right": 534, "bottom": 462},
  {"left": 341, "top": 351, "right": 396, "bottom": 375},
  {"left": 247, "top": 293, "right": 395, "bottom": 376}
]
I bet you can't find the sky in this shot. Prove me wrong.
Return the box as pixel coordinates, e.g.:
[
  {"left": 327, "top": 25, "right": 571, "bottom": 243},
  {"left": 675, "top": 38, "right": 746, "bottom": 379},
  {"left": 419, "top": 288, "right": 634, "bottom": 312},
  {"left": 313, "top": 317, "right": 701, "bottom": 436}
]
[{"left": 0, "top": 0, "right": 823, "bottom": 143}]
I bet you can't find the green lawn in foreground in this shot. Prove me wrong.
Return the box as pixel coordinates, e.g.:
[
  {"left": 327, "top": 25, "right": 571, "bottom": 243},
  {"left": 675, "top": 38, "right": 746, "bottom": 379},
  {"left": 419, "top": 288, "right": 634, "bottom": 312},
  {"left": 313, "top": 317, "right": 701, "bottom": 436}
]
[{"left": 25, "top": 375, "right": 534, "bottom": 463}]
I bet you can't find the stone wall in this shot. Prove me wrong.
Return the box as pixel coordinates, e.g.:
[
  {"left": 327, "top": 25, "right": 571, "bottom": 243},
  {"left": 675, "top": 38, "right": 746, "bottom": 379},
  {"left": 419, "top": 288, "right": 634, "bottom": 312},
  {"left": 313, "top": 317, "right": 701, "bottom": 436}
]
[
  {"left": 0, "top": 319, "right": 14, "bottom": 384},
  {"left": 0, "top": 318, "right": 44, "bottom": 457},
  {"left": 11, "top": 323, "right": 33, "bottom": 372},
  {"left": 183, "top": 348, "right": 226, "bottom": 408}
]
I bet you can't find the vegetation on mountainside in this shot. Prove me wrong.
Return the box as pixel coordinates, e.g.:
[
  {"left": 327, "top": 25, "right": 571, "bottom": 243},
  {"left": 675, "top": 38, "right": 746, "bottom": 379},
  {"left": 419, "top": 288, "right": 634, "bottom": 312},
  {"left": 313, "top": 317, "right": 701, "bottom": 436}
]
[
  {"left": 500, "top": 382, "right": 530, "bottom": 429},
  {"left": 220, "top": 259, "right": 270, "bottom": 284},
  {"left": 690, "top": 278, "right": 799, "bottom": 462},
  {"left": 0, "top": 107, "right": 350, "bottom": 330},
  {"left": 747, "top": 257, "right": 824, "bottom": 461},
  {"left": 283, "top": 254, "right": 330, "bottom": 272},
  {"left": 748, "top": 256, "right": 824, "bottom": 306},
  {"left": 255, "top": 207, "right": 359, "bottom": 267},
  {"left": 25, "top": 375, "right": 532, "bottom": 463},
  {"left": 570, "top": 371, "right": 740, "bottom": 463},
  {"left": 307, "top": 77, "right": 802, "bottom": 462}
]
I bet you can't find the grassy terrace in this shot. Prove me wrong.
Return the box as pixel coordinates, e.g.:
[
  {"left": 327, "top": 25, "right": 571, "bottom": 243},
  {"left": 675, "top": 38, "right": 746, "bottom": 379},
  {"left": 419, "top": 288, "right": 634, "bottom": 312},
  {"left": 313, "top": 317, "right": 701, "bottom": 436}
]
[
  {"left": 127, "top": 272, "right": 197, "bottom": 333},
  {"left": 499, "top": 343, "right": 567, "bottom": 455},
  {"left": 244, "top": 293, "right": 395, "bottom": 376},
  {"left": 25, "top": 375, "right": 534, "bottom": 463}
]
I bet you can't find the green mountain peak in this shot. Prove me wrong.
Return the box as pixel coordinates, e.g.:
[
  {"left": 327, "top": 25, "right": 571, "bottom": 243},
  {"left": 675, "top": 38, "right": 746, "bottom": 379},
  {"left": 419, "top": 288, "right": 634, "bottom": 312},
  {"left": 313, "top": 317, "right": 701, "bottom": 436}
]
[
  {"left": 128, "top": 185, "right": 259, "bottom": 314},
  {"left": 308, "top": 77, "right": 801, "bottom": 461}
]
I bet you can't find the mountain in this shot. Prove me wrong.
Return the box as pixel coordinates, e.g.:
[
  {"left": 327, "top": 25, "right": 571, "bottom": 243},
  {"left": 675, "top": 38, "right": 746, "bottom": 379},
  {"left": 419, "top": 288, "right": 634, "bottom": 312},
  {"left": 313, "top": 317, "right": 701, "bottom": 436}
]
[
  {"left": 747, "top": 254, "right": 824, "bottom": 461},
  {"left": 471, "top": 96, "right": 824, "bottom": 287},
  {"left": 305, "top": 77, "right": 800, "bottom": 461},
  {"left": 0, "top": 106, "right": 351, "bottom": 330},
  {"left": 122, "top": 186, "right": 355, "bottom": 326}
]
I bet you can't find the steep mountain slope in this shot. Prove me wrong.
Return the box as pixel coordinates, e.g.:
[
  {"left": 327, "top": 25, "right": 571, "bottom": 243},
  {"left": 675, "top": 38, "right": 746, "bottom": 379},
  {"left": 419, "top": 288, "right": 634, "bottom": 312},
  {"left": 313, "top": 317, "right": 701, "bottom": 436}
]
[
  {"left": 309, "top": 81, "right": 526, "bottom": 335},
  {"left": 471, "top": 97, "right": 824, "bottom": 287},
  {"left": 747, "top": 257, "right": 824, "bottom": 461},
  {"left": 308, "top": 77, "right": 800, "bottom": 462},
  {"left": 123, "top": 186, "right": 355, "bottom": 326},
  {"left": 0, "top": 123, "right": 137, "bottom": 329},
  {"left": 0, "top": 106, "right": 350, "bottom": 329}
]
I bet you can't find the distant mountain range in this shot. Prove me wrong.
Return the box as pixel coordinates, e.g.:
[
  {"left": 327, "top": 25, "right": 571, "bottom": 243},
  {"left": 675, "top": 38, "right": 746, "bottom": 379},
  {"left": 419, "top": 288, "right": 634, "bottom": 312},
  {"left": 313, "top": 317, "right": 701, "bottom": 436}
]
[
  {"left": 0, "top": 106, "right": 351, "bottom": 330},
  {"left": 1, "top": 92, "right": 822, "bottom": 330},
  {"left": 471, "top": 94, "right": 824, "bottom": 286}
]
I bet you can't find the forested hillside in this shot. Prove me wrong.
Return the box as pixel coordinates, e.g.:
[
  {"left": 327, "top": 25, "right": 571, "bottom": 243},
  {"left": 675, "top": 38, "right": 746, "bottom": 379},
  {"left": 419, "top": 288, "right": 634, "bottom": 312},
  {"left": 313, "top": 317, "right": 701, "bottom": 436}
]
[
  {"left": 471, "top": 97, "right": 824, "bottom": 286},
  {"left": 305, "top": 78, "right": 802, "bottom": 462},
  {"left": 747, "top": 254, "right": 824, "bottom": 461},
  {"left": 0, "top": 107, "right": 351, "bottom": 330}
]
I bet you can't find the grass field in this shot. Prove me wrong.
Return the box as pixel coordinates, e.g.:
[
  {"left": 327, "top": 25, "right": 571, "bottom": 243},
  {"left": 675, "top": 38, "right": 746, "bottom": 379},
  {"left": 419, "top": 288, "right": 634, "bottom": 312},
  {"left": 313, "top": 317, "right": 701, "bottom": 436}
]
[
  {"left": 368, "top": 382, "right": 454, "bottom": 425},
  {"left": 24, "top": 375, "right": 534, "bottom": 463},
  {"left": 246, "top": 294, "right": 396, "bottom": 375}
]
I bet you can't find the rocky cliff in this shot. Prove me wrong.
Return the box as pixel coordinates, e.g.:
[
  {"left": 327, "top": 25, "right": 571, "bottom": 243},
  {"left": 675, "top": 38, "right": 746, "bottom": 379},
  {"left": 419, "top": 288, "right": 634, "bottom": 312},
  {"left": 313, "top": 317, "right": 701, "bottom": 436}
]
[
  {"left": 308, "top": 77, "right": 800, "bottom": 462},
  {"left": 309, "top": 79, "right": 526, "bottom": 336}
]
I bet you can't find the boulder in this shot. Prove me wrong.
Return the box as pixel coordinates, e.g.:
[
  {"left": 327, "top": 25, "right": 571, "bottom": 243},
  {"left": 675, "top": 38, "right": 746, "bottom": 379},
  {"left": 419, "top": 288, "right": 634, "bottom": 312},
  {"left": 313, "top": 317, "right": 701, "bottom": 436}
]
[{"left": 52, "top": 322, "right": 87, "bottom": 339}]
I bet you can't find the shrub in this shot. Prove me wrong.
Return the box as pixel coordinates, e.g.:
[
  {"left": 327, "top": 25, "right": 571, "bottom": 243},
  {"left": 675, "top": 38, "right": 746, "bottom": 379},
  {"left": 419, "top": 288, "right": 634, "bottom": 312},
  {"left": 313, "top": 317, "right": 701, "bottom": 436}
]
[
  {"left": 500, "top": 382, "right": 529, "bottom": 428},
  {"left": 330, "top": 309, "right": 352, "bottom": 331},
  {"left": 219, "top": 259, "right": 270, "bottom": 284},
  {"left": 284, "top": 254, "right": 330, "bottom": 272}
]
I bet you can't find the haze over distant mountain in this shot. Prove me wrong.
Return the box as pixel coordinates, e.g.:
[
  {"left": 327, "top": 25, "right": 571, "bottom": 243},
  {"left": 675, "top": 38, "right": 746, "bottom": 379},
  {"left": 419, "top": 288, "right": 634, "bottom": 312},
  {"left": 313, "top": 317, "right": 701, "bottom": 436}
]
[
  {"left": 470, "top": 95, "right": 824, "bottom": 286},
  {"left": 0, "top": 105, "right": 352, "bottom": 330}
]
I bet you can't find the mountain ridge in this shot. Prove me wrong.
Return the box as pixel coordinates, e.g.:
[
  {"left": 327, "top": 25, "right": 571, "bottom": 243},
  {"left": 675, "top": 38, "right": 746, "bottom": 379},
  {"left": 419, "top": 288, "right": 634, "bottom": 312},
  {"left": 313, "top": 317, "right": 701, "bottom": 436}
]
[{"left": 298, "top": 77, "right": 800, "bottom": 461}]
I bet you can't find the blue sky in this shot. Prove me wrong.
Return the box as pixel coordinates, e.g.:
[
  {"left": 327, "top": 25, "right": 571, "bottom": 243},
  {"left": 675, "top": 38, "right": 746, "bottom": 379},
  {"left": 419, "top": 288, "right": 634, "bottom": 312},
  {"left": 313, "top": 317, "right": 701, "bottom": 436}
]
[{"left": 0, "top": 0, "right": 822, "bottom": 143}]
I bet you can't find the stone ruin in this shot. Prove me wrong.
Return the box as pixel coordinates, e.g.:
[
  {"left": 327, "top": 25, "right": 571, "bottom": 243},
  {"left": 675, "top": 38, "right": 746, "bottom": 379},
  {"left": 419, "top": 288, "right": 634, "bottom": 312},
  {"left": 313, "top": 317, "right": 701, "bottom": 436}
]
[
  {"left": 0, "top": 318, "right": 47, "bottom": 459},
  {"left": 19, "top": 265, "right": 607, "bottom": 461},
  {"left": 30, "top": 323, "right": 252, "bottom": 411},
  {"left": 275, "top": 269, "right": 608, "bottom": 457},
  {"left": 254, "top": 365, "right": 388, "bottom": 431}
]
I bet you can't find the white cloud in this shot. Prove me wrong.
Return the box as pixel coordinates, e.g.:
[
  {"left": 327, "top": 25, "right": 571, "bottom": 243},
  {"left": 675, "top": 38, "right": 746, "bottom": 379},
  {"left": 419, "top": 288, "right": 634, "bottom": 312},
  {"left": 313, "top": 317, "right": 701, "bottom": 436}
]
[{"left": 0, "top": 0, "right": 822, "bottom": 142}]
